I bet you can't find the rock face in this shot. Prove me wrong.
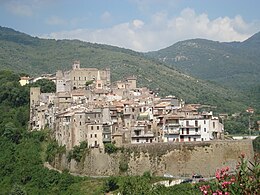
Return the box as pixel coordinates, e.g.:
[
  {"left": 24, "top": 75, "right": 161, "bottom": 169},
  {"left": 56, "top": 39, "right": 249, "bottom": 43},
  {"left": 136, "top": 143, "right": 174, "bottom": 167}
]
[{"left": 55, "top": 140, "right": 254, "bottom": 177}]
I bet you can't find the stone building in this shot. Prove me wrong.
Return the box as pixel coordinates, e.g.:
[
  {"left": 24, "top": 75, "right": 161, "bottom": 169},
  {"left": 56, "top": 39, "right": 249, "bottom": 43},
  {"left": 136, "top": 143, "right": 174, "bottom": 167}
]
[
  {"left": 29, "top": 62, "right": 224, "bottom": 151},
  {"left": 56, "top": 61, "right": 110, "bottom": 92}
]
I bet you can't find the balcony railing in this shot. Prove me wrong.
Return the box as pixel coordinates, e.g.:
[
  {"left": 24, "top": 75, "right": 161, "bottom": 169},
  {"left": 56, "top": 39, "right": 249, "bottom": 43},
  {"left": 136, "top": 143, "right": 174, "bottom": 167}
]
[
  {"left": 166, "top": 130, "right": 180, "bottom": 134},
  {"left": 180, "top": 131, "right": 201, "bottom": 135}
]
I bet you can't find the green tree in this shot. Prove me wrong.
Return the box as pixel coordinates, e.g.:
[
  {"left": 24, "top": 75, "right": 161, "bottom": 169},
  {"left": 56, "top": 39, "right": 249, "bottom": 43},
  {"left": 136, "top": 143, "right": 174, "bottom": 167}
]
[
  {"left": 102, "top": 176, "right": 119, "bottom": 193},
  {"left": 2, "top": 122, "right": 22, "bottom": 144},
  {"left": 104, "top": 143, "right": 118, "bottom": 154},
  {"left": 253, "top": 136, "right": 260, "bottom": 153},
  {"left": 30, "top": 79, "right": 56, "bottom": 93}
]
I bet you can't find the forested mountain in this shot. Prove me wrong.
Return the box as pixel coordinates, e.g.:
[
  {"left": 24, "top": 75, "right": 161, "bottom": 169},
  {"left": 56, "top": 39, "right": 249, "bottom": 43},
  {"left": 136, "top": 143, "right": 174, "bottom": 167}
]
[
  {"left": 0, "top": 26, "right": 256, "bottom": 113},
  {"left": 146, "top": 32, "right": 260, "bottom": 92}
]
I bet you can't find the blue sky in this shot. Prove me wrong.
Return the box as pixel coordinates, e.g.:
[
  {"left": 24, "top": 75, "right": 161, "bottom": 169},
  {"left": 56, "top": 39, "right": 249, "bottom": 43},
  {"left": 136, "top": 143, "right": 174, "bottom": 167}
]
[{"left": 0, "top": 0, "right": 260, "bottom": 51}]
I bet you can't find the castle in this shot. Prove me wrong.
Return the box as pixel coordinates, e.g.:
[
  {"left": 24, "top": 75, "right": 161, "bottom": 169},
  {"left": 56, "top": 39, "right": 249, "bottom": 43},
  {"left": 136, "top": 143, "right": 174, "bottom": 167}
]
[{"left": 29, "top": 61, "right": 223, "bottom": 151}]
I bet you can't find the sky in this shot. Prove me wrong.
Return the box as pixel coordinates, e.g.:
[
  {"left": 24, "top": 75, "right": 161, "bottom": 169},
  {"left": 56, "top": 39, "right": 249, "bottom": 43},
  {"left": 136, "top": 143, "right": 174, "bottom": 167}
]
[{"left": 0, "top": 0, "right": 260, "bottom": 52}]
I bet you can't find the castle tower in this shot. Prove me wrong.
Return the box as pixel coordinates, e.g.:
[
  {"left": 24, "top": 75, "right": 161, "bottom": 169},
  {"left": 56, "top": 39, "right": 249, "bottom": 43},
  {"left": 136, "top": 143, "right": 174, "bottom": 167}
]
[
  {"left": 126, "top": 75, "right": 137, "bottom": 89},
  {"left": 29, "top": 87, "right": 41, "bottom": 130},
  {"left": 56, "top": 70, "right": 66, "bottom": 93},
  {"left": 72, "top": 60, "right": 80, "bottom": 70},
  {"left": 30, "top": 87, "right": 41, "bottom": 108},
  {"left": 105, "top": 68, "right": 111, "bottom": 86}
]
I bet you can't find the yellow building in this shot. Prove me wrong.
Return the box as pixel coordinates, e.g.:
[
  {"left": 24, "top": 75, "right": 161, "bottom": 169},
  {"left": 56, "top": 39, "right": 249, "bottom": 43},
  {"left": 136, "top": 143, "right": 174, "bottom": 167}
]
[{"left": 19, "top": 77, "right": 30, "bottom": 86}]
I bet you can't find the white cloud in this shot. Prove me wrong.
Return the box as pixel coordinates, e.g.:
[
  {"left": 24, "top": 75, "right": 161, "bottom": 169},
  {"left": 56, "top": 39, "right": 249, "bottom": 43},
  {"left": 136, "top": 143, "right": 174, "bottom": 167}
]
[
  {"left": 3, "top": 0, "right": 56, "bottom": 17},
  {"left": 43, "top": 8, "right": 259, "bottom": 52},
  {"left": 101, "top": 11, "right": 112, "bottom": 24},
  {"left": 6, "top": 1, "right": 33, "bottom": 16},
  {"left": 46, "top": 16, "right": 67, "bottom": 26},
  {"left": 132, "top": 19, "right": 144, "bottom": 29}
]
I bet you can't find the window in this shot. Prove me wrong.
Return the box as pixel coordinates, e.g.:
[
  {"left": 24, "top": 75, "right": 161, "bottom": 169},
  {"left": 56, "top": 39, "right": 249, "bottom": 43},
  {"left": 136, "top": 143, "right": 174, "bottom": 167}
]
[
  {"left": 137, "top": 138, "right": 139, "bottom": 143},
  {"left": 74, "top": 77, "right": 75, "bottom": 80},
  {"left": 146, "top": 138, "right": 148, "bottom": 142},
  {"left": 186, "top": 121, "right": 189, "bottom": 126},
  {"left": 204, "top": 128, "right": 206, "bottom": 132},
  {"left": 188, "top": 137, "right": 191, "bottom": 142},
  {"left": 204, "top": 120, "right": 206, "bottom": 124},
  {"left": 195, "top": 128, "right": 198, "bottom": 132},
  {"left": 79, "top": 77, "right": 80, "bottom": 80},
  {"left": 95, "top": 134, "right": 97, "bottom": 138},
  {"left": 90, "top": 134, "right": 92, "bottom": 138},
  {"left": 91, "top": 126, "right": 93, "bottom": 130},
  {"left": 98, "top": 83, "right": 101, "bottom": 87},
  {"left": 195, "top": 120, "right": 198, "bottom": 127},
  {"left": 194, "top": 138, "right": 196, "bottom": 141},
  {"left": 186, "top": 128, "right": 189, "bottom": 134},
  {"left": 79, "top": 122, "right": 81, "bottom": 126},
  {"left": 97, "top": 126, "right": 99, "bottom": 130},
  {"left": 213, "top": 122, "right": 215, "bottom": 128}
]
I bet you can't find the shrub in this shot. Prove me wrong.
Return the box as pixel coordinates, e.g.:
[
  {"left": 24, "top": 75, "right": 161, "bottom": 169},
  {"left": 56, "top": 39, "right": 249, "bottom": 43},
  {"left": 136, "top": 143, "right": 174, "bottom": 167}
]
[
  {"left": 119, "top": 161, "right": 128, "bottom": 172},
  {"left": 104, "top": 143, "right": 118, "bottom": 154},
  {"left": 45, "top": 140, "right": 65, "bottom": 163},
  {"left": 67, "top": 141, "right": 88, "bottom": 162},
  {"left": 199, "top": 154, "right": 260, "bottom": 195},
  {"left": 102, "top": 176, "right": 119, "bottom": 193},
  {"left": 253, "top": 136, "right": 260, "bottom": 153}
]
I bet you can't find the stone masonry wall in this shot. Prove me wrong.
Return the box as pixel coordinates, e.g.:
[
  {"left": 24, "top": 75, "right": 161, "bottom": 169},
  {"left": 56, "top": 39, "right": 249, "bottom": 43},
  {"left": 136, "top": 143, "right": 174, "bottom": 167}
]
[{"left": 55, "top": 140, "right": 254, "bottom": 177}]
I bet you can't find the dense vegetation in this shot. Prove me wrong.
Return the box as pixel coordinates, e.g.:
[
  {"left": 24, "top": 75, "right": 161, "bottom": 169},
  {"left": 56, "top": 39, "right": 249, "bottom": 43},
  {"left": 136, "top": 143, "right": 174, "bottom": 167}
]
[
  {"left": 146, "top": 34, "right": 260, "bottom": 92},
  {"left": 0, "top": 70, "right": 202, "bottom": 194},
  {"left": 0, "top": 25, "right": 259, "bottom": 193},
  {"left": 0, "top": 70, "right": 259, "bottom": 194},
  {"left": 224, "top": 112, "right": 260, "bottom": 135},
  {"left": 146, "top": 35, "right": 260, "bottom": 112},
  {"left": 0, "top": 26, "right": 254, "bottom": 113}
]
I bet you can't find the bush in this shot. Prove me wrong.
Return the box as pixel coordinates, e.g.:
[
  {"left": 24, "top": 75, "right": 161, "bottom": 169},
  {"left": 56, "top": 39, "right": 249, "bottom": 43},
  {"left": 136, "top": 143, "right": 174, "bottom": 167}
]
[
  {"left": 102, "top": 176, "right": 119, "bottom": 193},
  {"left": 104, "top": 143, "right": 118, "bottom": 154},
  {"left": 67, "top": 141, "right": 88, "bottom": 162},
  {"left": 119, "top": 161, "right": 128, "bottom": 172},
  {"left": 45, "top": 140, "right": 65, "bottom": 163},
  {"left": 253, "top": 136, "right": 260, "bottom": 153},
  {"left": 199, "top": 154, "right": 260, "bottom": 195}
]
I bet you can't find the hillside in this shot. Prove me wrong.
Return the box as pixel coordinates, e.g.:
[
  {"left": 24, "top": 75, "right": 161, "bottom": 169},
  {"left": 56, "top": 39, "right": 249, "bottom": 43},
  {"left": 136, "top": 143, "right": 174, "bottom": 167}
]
[
  {"left": 146, "top": 34, "right": 260, "bottom": 92},
  {"left": 0, "top": 26, "right": 252, "bottom": 113}
]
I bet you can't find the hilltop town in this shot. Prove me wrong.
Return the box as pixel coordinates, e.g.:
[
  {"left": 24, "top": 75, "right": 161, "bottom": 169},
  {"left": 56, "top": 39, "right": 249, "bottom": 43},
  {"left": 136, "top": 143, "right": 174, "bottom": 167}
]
[{"left": 29, "top": 61, "right": 223, "bottom": 151}]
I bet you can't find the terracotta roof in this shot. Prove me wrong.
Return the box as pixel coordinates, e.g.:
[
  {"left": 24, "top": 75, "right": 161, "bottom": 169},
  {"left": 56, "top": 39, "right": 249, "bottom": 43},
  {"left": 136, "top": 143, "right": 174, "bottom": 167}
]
[{"left": 155, "top": 102, "right": 171, "bottom": 108}]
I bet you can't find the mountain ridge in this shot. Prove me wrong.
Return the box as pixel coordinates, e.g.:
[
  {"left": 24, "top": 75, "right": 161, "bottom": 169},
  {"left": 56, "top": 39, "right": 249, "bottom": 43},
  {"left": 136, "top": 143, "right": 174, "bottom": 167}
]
[
  {"left": 0, "top": 26, "right": 256, "bottom": 112},
  {"left": 146, "top": 32, "right": 260, "bottom": 92}
]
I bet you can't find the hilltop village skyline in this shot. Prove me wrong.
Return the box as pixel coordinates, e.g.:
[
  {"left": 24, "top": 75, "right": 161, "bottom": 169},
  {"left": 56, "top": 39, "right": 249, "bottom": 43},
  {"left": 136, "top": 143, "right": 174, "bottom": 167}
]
[{"left": 29, "top": 61, "right": 223, "bottom": 151}]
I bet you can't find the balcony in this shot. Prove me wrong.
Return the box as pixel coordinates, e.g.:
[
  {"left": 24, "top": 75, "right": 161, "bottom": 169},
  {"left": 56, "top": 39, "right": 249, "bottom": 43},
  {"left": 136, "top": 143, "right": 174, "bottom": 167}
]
[
  {"left": 166, "top": 130, "right": 180, "bottom": 134},
  {"left": 180, "top": 131, "right": 201, "bottom": 135},
  {"left": 166, "top": 123, "right": 180, "bottom": 127},
  {"left": 103, "top": 137, "right": 111, "bottom": 143}
]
